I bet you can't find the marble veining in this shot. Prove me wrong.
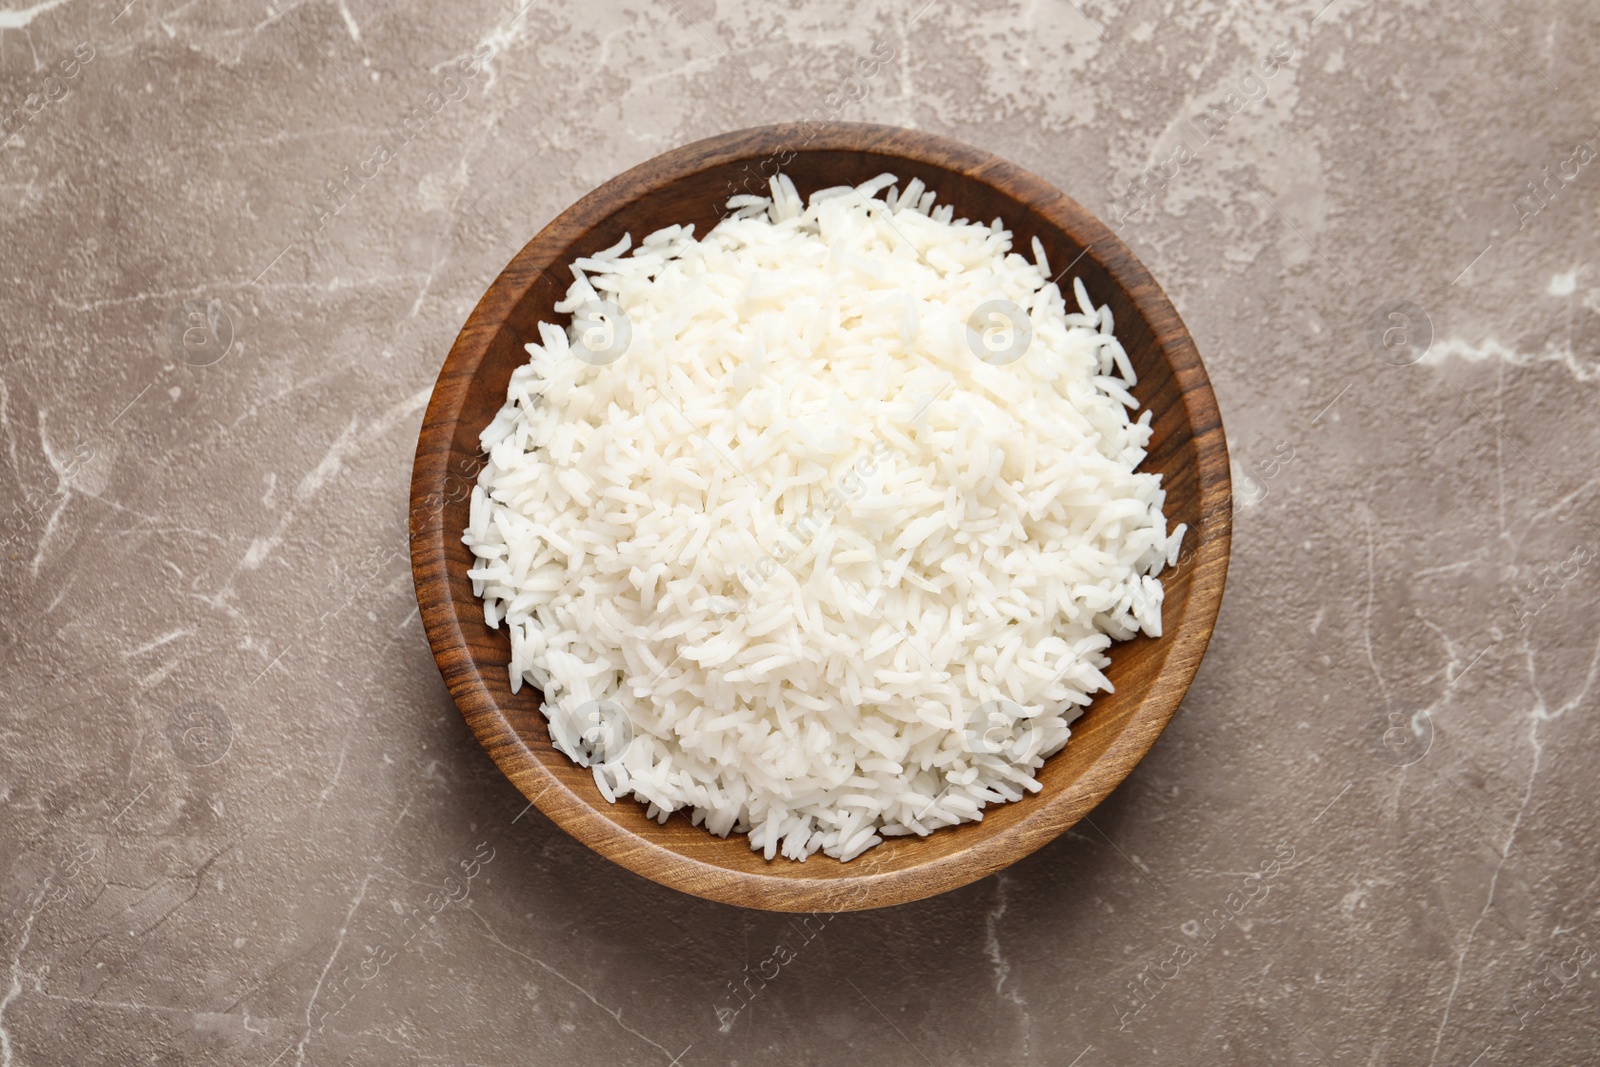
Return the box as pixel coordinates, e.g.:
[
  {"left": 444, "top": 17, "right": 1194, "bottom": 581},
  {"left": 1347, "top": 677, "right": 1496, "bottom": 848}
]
[{"left": 1, "top": 0, "right": 1598, "bottom": 1063}]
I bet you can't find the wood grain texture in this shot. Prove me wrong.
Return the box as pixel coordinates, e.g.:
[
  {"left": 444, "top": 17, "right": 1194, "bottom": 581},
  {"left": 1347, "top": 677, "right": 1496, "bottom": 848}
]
[{"left": 409, "top": 123, "right": 1232, "bottom": 912}]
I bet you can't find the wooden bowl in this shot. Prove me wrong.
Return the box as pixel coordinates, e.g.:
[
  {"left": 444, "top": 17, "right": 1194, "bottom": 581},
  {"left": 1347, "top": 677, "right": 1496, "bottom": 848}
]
[{"left": 410, "top": 123, "right": 1231, "bottom": 912}]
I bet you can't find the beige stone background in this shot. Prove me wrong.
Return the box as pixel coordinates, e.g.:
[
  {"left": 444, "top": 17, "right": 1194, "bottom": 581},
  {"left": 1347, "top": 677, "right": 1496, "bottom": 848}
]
[{"left": 2, "top": 0, "right": 1599, "bottom": 1063}]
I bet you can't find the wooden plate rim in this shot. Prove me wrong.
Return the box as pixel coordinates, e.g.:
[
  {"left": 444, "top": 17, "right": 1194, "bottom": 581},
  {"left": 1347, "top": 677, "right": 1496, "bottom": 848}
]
[{"left": 410, "top": 122, "right": 1232, "bottom": 911}]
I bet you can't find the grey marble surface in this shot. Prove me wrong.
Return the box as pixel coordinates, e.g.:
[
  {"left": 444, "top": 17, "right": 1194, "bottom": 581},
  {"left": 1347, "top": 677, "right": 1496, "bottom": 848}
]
[{"left": 3, "top": 0, "right": 1599, "bottom": 1063}]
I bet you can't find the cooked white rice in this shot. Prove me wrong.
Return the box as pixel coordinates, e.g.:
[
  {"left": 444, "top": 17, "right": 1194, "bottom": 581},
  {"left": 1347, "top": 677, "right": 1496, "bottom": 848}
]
[{"left": 464, "top": 172, "right": 1184, "bottom": 862}]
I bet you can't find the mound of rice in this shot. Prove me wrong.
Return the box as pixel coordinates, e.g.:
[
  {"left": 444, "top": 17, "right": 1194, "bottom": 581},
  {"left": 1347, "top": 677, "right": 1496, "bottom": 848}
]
[{"left": 464, "top": 172, "right": 1184, "bottom": 862}]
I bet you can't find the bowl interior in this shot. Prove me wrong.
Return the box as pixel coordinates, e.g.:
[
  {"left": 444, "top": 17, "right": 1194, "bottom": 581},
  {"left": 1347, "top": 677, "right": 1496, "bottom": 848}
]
[{"left": 412, "top": 125, "right": 1229, "bottom": 911}]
